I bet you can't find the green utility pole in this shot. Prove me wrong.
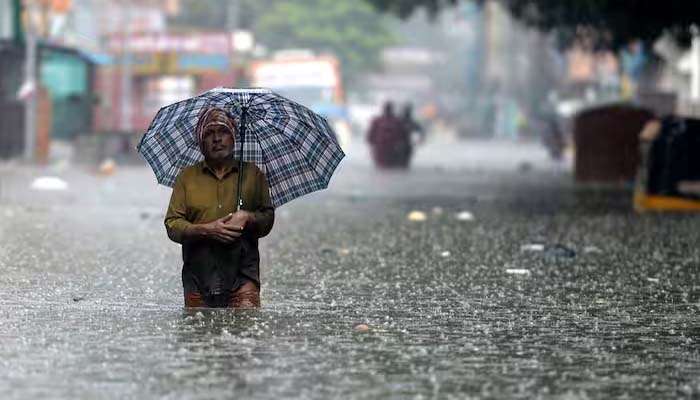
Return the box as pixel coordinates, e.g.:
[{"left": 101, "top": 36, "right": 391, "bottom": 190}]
[{"left": 12, "top": 0, "right": 23, "bottom": 44}]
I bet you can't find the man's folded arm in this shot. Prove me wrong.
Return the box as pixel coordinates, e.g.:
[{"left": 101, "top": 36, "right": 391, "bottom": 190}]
[
  {"left": 250, "top": 206, "right": 274, "bottom": 238},
  {"left": 164, "top": 174, "right": 192, "bottom": 244},
  {"left": 248, "top": 168, "right": 275, "bottom": 238}
]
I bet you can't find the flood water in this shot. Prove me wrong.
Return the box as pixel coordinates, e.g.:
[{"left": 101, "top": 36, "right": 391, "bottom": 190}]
[{"left": 1, "top": 140, "right": 699, "bottom": 399}]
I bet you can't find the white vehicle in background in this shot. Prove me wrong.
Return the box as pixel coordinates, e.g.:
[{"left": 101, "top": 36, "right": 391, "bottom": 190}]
[{"left": 249, "top": 50, "right": 352, "bottom": 150}]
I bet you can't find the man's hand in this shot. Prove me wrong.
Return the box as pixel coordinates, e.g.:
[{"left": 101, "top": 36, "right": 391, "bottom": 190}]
[
  {"left": 182, "top": 212, "right": 256, "bottom": 244},
  {"left": 224, "top": 211, "right": 254, "bottom": 232},
  {"left": 189, "top": 214, "right": 242, "bottom": 244}
]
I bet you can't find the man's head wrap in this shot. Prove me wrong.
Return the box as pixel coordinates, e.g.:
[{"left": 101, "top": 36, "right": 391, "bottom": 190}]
[{"left": 195, "top": 107, "right": 237, "bottom": 147}]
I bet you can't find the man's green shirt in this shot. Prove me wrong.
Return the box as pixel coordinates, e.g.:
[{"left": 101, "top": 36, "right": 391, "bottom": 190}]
[{"left": 164, "top": 158, "right": 275, "bottom": 294}]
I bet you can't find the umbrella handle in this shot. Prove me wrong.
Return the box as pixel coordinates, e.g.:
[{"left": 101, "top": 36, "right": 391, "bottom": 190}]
[{"left": 235, "top": 107, "right": 247, "bottom": 212}]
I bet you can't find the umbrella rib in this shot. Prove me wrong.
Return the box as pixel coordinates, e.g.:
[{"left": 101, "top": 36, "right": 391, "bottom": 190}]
[{"left": 254, "top": 114, "right": 341, "bottom": 187}]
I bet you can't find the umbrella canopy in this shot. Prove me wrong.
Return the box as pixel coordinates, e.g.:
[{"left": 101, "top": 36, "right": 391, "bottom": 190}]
[{"left": 137, "top": 88, "right": 345, "bottom": 208}]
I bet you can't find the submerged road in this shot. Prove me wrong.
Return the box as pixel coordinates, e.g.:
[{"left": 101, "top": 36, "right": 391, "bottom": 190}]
[{"left": 0, "top": 139, "right": 698, "bottom": 399}]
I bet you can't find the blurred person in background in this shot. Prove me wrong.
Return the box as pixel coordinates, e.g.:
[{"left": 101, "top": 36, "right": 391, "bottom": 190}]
[
  {"left": 401, "top": 103, "right": 426, "bottom": 145},
  {"left": 367, "top": 101, "right": 412, "bottom": 169},
  {"left": 164, "top": 108, "right": 275, "bottom": 308}
]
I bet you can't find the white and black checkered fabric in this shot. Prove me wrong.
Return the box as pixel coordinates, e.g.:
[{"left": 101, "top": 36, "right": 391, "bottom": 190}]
[{"left": 137, "top": 88, "right": 345, "bottom": 207}]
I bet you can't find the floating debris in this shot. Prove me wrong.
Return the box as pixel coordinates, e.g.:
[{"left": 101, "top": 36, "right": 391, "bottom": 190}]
[
  {"left": 30, "top": 176, "right": 68, "bottom": 191},
  {"left": 339, "top": 248, "right": 351, "bottom": 256},
  {"left": 506, "top": 268, "right": 531, "bottom": 275},
  {"left": 583, "top": 246, "right": 603, "bottom": 254},
  {"left": 407, "top": 211, "right": 427, "bottom": 222},
  {"left": 440, "top": 251, "right": 451, "bottom": 258},
  {"left": 72, "top": 296, "right": 85, "bottom": 302},
  {"left": 544, "top": 244, "right": 576, "bottom": 259},
  {"left": 521, "top": 243, "right": 545, "bottom": 252},
  {"left": 320, "top": 247, "right": 336, "bottom": 256},
  {"left": 646, "top": 277, "right": 660, "bottom": 284},
  {"left": 353, "top": 324, "right": 370, "bottom": 333},
  {"left": 521, "top": 243, "right": 576, "bottom": 258},
  {"left": 456, "top": 211, "right": 474, "bottom": 221},
  {"left": 98, "top": 158, "right": 117, "bottom": 176}
]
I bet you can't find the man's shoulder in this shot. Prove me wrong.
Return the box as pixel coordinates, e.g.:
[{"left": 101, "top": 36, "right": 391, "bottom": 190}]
[
  {"left": 177, "top": 162, "right": 204, "bottom": 180},
  {"left": 243, "top": 161, "right": 265, "bottom": 176}
]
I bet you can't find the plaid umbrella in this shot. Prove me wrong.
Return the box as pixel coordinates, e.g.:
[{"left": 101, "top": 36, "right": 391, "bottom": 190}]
[{"left": 137, "top": 88, "right": 345, "bottom": 208}]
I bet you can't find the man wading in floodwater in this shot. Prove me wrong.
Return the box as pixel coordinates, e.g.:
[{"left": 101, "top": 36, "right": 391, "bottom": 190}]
[{"left": 164, "top": 107, "right": 274, "bottom": 308}]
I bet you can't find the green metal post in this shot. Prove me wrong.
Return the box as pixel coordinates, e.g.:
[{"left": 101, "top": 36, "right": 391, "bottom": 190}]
[{"left": 12, "top": 0, "right": 23, "bottom": 44}]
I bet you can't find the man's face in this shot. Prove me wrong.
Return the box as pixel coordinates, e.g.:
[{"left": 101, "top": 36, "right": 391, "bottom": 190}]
[{"left": 201, "top": 125, "right": 235, "bottom": 162}]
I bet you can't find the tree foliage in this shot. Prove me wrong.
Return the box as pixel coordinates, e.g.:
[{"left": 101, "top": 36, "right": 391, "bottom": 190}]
[
  {"left": 170, "top": 0, "right": 395, "bottom": 83},
  {"left": 499, "top": 0, "right": 700, "bottom": 50},
  {"left": 367, "top": 0, "right": 459, "bottom": 19},
  {"left": 370, "top": 0, "right": 700, "bottom": 49},
  {"left": 254, "top": 0, "right": 395, "bottom": 83}
]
